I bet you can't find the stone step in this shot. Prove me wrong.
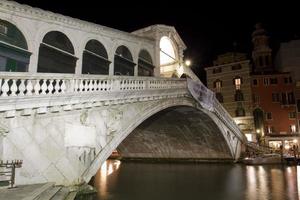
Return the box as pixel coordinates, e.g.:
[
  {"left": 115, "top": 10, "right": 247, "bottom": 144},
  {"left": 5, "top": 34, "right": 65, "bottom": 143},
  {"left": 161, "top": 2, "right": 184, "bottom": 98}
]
[
  {"left": 51, "top": 187, "right": 70, "bottom": 200},
  {"left": 22, "top": 182, "right": 55, "bottom": 200},
  {"left": 64, "top": 191, "right": 77, "bottom": 200},
  {"left": 35, "top": 186, "right": 62, "bottom": 200}
]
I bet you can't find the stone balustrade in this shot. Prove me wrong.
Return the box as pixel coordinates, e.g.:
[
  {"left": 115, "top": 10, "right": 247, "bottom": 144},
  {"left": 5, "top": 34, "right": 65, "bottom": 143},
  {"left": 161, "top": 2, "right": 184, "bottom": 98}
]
[{"left": 0, "top": 72, "right": 188, "bottom": 116}]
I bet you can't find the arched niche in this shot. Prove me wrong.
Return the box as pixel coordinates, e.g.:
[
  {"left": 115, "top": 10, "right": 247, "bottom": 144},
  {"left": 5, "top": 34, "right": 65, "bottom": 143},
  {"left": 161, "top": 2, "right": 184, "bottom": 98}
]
[
  {"left": 37, "top": 31, "right": 77, "bottom": 73},
  {"left": 82, "top": 39, "right": 110, "bottom": 75},
  {"left": 138, "top": 49, "right": 154, "bottom": 76},
  {"left": 0, "top": 19, "right": 31, "bottom": 72},
  {"left": 114, "top": 45, "right": 135, "bottom": 76}
]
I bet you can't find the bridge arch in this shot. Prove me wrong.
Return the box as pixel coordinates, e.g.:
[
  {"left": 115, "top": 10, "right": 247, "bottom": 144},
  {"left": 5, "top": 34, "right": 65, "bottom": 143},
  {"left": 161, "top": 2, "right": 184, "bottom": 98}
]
[{"left": 83, "top": 98, "right": 235, "bottom": 183}]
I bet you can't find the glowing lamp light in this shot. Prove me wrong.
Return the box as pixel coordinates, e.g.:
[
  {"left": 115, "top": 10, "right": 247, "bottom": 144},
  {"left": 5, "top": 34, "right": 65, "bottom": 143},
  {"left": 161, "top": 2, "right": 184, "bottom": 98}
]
[
  {"left": 185, "top": 60, "right": 191, "bottom": 66},
  {"left": 256, "top": 129, "right": 260, "bottom": 134},
  {"left": 293, "top": 139, "right": 298, "bottom": 144}
]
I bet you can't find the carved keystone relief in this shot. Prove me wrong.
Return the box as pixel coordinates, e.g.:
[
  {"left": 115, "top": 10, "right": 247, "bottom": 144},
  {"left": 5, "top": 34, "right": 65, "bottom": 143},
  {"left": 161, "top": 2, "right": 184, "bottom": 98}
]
[{"left": 101, "top": 108, "right": 123, "bottom": 136}]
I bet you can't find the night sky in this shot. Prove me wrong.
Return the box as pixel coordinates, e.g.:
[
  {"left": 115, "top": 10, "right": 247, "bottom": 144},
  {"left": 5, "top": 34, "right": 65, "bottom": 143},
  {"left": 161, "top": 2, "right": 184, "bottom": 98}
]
[{"left": 11, "top": 0, "right": 300, "bottom": 82}]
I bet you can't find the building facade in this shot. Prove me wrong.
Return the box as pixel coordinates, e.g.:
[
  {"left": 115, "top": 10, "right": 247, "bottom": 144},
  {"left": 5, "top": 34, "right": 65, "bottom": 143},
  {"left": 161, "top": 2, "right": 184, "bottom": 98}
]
[
  {"left": 251, "top": 24, "right": 299, "bottom": 150},
  {"left": 205, "top": 52, "right": 255, "bottom": 142}
]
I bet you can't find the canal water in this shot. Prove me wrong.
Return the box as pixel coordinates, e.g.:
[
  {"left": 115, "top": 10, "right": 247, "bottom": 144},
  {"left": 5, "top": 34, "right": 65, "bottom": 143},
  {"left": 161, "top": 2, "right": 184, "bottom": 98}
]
[{"left": 93, "top": 160, "right": 300, "bottom": 200}]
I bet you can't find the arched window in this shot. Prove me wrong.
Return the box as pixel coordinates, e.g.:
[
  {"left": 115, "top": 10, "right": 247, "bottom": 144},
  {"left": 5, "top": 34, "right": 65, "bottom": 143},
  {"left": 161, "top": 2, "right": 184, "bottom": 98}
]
[
  {"left": 114, "top": 45, "right": 135, "bottom": 76},
  {"left": 38, "top": 31, "right": 76, "bottom": 73},
  {"left": 159, "top": 36, "right": 176, "bottom": 66},
  {"left": 253, "top": 108, "right": 264, "bottom": 131},
  {"left": 82, "top": 40, "right": 110, "bottom": 74},
  {"left": 0, "top": 19, "right": 31, "bottom": 72},
  {"left": 138, "top": 50, "right": 154, "bottom": 76}
]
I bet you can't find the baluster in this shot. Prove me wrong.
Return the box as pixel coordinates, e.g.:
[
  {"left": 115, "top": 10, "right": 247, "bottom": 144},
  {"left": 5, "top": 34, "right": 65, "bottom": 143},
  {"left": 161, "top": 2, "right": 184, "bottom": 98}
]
[
  {"left": 1, "top": 79, "right": 9, "bottom": 97},
  {"left": 97, "top": 80, "right": 102, "bottom": 91},
  {"left": 48, "top": 79, "right": 54, "bottom": 94},
  {"left": 34, "top": 80, "right": 41, "bottom": 95},
  {"left": 54, "top": 79, "right": 60, "bottom": 94},
  {"left": 89, "top": 80, "right": 94, "bottom": 92},
  {"left": 74, "top": 79, "right": 79, "bottom": 92},
  {"left": 61, "top": 80, "right": 66, "bottom": 93},
  {"left": 41, "top": 79, "right": 47, "bottom": 95},
  {"left": 93, "top": 80, "right": 98, "bottom": 91},
  {"left": 79, "top": 80, "right": 84, "bottom": 92},
  {"left": 26, "top": 80, "right": 33, "bottom": 96},
  {"left": 10, "top": 79, "right": 17, "bottom": 96},
  {"left": 84, "top": 80, "right": 89, "bottom": 92},
  {"left": 0, "top": 79, "right": 2, "bottom": 94},
  {"left": 19, "top": 79, "right": 26, "bottom": 96}
]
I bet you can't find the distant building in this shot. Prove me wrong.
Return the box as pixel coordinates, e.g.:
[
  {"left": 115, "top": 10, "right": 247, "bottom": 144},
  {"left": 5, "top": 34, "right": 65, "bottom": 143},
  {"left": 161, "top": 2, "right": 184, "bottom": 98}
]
[
  {"left": 275, "top": 40, "right": 300, "bottom": 137},
  {"left": 250, "top": 24, "right": 299, "bottom": 150},
  {"left": 205, "top": 23, "right": 300, "bottom": 150},
  {"left": 205, "top": 52, "right": 255, "bottom": 142}
]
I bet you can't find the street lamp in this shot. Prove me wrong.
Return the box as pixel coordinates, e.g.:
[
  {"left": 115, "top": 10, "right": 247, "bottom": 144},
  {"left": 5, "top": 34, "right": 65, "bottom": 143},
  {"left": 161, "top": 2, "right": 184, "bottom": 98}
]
[{"left": 185, "top": 59, "right": 191, "bottom": 67}]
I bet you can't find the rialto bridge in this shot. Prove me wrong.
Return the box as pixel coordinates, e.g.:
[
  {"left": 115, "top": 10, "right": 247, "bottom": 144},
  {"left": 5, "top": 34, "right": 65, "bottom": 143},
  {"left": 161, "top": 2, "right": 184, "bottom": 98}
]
[{"left": 0, "top": 0, "right": 247, "bottom": 186}]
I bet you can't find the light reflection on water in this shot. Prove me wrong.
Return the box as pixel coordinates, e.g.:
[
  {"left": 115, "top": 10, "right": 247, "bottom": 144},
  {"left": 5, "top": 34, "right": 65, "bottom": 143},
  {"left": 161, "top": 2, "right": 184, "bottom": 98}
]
[{"left": 93, "top": 160, "right": 300, "bottom": 200}]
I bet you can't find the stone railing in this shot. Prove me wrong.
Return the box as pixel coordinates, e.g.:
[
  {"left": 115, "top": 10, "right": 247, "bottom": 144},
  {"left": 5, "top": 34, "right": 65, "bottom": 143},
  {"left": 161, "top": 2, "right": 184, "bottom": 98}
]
[
  {"left": 0, "top": 72, "right": 188, "bottom": 115},
  {"left": 187, "top": 78, "right": 246, "bottom": 143},
  {"left": 0, "top": 72, "right": 186, "bottom": 97}
]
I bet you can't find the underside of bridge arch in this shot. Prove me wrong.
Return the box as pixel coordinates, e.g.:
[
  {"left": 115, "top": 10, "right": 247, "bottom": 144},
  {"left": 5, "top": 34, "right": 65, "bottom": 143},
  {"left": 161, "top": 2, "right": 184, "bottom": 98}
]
[{"left": 116, "top": 106, "right": 232, "bottom": 162}]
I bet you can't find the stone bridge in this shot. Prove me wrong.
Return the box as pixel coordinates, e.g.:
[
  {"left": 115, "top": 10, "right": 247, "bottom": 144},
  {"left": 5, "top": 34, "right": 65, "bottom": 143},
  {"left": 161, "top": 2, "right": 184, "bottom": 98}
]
[{"left": 0, "top": 0, "right": 246, "bottom": 186}]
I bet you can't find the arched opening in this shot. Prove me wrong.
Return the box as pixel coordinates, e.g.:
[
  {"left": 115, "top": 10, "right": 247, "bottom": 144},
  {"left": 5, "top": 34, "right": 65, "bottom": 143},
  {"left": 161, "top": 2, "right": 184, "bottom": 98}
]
[
  {"left": 114, "top": 45, "right": 135, "bottom": 76},
  {"left": 37, "top": 31, "right": 77, "bottom": 73},
  {"left": 159, "top": 36, "right": 178, "bottom": 77},
  {"left": 159, "top": 36, "right": 176, "bottom": 66},
  {"left": 253, "top": 108, "right": 264, "bottom": 139},
  {"left": 82, "top": 40, "right": 110, "bottom": 74},
  {"left": 92, "top": 106, "right": 233, "bottom": 199},
  {"left": 138, "top": 49, "right": 154, "bottom": 76},
  {"left": 0, "top": 19, "right": 31, "bottom": 72}
]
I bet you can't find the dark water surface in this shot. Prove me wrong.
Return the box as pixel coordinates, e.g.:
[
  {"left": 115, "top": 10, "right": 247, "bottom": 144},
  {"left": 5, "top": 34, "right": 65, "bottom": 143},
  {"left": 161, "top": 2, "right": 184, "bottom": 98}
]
[{"left": 93, "top": 160, "right": 300, "bottom": 200}]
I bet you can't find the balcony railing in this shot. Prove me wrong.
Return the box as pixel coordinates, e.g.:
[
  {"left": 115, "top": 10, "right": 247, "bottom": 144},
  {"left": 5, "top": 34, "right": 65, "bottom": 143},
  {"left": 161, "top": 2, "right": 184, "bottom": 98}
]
[{"left": 0, "top": 72, "right": 187, "bottom": 97}]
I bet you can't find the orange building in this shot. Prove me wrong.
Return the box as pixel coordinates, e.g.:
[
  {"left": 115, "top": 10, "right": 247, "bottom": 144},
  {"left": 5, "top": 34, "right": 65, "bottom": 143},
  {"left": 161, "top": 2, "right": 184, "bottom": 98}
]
[{"left": 251, "top": 24, "right": 299, "bottom": 150}]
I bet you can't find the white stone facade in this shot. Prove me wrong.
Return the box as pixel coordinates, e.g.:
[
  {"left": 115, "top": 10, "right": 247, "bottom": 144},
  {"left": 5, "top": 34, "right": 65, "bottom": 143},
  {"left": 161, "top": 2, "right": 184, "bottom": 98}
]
[{"left": 0, "top": 0, "right": 246, "bottom": 186}]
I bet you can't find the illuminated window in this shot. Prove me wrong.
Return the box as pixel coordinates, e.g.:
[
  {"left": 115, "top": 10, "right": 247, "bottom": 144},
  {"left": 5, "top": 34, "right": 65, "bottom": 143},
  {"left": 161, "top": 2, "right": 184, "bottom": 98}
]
[
  {"left": 160, "top": 36, "right": 176, "bottom": 66},
  {"left": 267, "top": 125, "right": 274, "bottom": 133},
  {"left": 234, "top": 77, "right": 242, "bottom": 90},
  {"left": 268, "top": 141, "right": 282, "bottom": 150},
  {"left": 290, "top": 125, "right": 296, "bottom": 133},
  {"left": 263, "top": 78, "right": 269, "bottom": 85}
]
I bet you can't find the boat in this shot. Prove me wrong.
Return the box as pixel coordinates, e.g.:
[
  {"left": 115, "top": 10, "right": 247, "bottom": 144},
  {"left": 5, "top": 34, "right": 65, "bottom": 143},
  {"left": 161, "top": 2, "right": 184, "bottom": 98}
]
[{"left": 243, "top": 153, "right": 283, "bottom": 165}]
